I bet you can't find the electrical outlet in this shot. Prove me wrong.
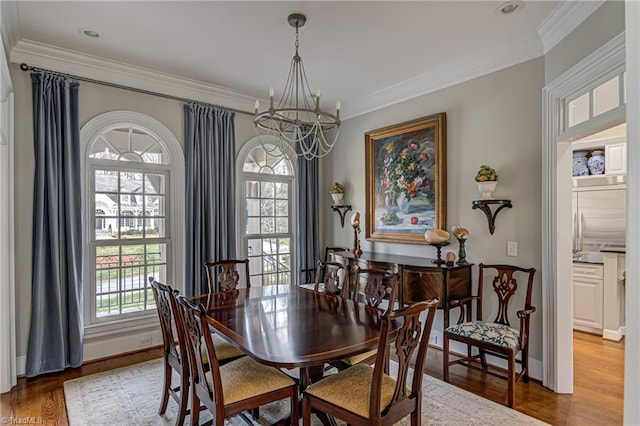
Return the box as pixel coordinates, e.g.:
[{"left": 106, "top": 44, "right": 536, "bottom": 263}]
[
  {"left": 139, "top": 337, "right": 152, "bottom": 347},
  {"left": 507, "top": 241, "right": 518, "bottom": 257},
  {"left": 429, "top": 336, "right": 438, "bottom": 345}
]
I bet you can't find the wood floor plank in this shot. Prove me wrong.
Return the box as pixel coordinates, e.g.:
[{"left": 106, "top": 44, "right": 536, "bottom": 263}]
[{"left": 0, "top": 333, "right": 623, "bottom": 425}]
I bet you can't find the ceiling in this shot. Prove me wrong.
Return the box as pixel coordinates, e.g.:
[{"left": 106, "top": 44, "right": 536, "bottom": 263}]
[{"left": 4, "top": 1, "right": 562, "bottom": 118}]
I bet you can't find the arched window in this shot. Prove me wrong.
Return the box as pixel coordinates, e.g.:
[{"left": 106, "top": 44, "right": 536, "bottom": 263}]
[
  {"left": 237, "top": 138, "right": 296, "bottom": 286},
  {"left": 81, "top": 112, "right": 184, "bottom": 326}
]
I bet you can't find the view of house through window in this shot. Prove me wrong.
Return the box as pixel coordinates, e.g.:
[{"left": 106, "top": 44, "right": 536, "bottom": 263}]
[
  {"left": 87, "top": 125, "right": 171, "bottom": 322},
  {"left": 241, "top": 143, "right": 295, "bottom": 286}
]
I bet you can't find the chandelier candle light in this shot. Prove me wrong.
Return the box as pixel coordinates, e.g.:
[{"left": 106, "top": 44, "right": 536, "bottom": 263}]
[{"left": 254, "top": 13, "right": 341, "bottom": 160}]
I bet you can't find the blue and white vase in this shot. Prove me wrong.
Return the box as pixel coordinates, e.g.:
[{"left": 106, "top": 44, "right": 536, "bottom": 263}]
[
  {"left": 572, "top": 151, "right": 589, "bottom": 176},
  {"left": 587, "top": 150, "right": 605, "bottom": 175}
]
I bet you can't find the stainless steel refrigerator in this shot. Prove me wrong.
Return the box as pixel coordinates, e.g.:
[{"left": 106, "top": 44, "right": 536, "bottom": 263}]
[{"left": 572, "top": 188, "right": 626, "bottom": 258}]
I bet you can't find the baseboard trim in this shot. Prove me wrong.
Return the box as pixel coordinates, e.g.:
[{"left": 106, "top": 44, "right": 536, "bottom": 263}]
[{"left": 603, "top": 327, "right": 625, "bottom": 341}]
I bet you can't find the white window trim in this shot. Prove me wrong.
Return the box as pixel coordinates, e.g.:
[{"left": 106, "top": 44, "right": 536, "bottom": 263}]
[
  {"left": 236, "top": 136, "right": 298, "bottom": 285},
  {"left": 80, "top": 111, "right": 184, "bottom": 337}
]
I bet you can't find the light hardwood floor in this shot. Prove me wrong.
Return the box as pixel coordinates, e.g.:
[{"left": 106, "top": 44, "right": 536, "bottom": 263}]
[{"left": 0, "top": 332, "right": 623, "bottom": 425}]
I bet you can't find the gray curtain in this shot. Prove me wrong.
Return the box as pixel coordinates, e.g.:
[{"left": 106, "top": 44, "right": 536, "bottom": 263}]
[
  {"left": 26, "top": 72, "right": 83, "bottom": 377},
  {"left": 296, "top": 144, "right": 320, "bottom": 284},
  {"left": 184, "top": 103, "right": 236, "bottom": 296}
]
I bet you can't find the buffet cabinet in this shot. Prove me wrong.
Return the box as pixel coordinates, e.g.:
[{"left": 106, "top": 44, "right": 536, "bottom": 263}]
[{"left": 333, "top": 252, "right": 473, "bottom": 327}]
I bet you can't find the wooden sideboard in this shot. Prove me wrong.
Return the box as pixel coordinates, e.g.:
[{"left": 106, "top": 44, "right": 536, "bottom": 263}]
[{"left": 333, "top": 251, "right": 473, "bottom": 328}]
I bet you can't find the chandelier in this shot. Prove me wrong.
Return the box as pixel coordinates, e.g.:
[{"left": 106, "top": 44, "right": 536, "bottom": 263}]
[{"left": 254, "top": 13, "right": 341, "bottom": 160}]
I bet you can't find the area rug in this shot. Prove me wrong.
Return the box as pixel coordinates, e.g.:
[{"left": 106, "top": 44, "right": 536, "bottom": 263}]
[{"left": 64, "top": 359, "right": 547, "bottom": 425}]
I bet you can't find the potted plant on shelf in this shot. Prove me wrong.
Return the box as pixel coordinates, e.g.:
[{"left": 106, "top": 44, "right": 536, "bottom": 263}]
[
  {"left": 475, "top": 165, "right": 498, "bottom": 199},
  {"left": 330, "top": 182, "right": 345, "bottom": 205}
]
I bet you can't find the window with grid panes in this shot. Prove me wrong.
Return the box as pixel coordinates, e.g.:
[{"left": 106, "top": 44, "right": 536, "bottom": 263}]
[
  {"left": 86, "top": 125, "right": 171, "bottom": 323},
  {"left": 241, "top": 143, "right": 295, "bottom": 286}
]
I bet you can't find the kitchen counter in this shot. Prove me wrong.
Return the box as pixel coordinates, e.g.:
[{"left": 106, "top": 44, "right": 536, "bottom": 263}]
[{"left": 573, "top": 252, "right": 604, "bottom": 264}]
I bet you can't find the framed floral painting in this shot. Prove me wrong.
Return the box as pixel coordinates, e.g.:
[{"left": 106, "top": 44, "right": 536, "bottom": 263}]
[{"left": 365, "top": 113, "right": 447, "bottom": 244}]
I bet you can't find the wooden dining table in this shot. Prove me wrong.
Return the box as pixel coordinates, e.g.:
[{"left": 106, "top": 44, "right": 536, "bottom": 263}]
[{"left": 190, "top": 284, "right": 397, "bottom": 390}]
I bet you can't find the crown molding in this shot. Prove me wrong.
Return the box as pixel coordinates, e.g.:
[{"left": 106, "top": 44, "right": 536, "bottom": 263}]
[
  {"left": 9, "top": 40, "right": 257, "bottom": 113},
  {"left": 10, "top": 29, "right": 553, "bottom": 122},
  {"left": 341, "top": 34, "right": 543, "bottom": 120},
  {"left": 537, "top": 0, "right": 605, "bottom": 55}
]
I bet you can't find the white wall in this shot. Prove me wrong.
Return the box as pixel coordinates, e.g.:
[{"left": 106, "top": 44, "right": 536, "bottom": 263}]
[
  {"left": 9, "top": 63, "right": 257, "bottom": 370},
  {"left": 322, "top": 57, "right": 545, "bottom": 375}
]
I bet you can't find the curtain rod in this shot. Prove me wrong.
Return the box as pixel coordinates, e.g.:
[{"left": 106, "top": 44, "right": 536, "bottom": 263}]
[{"left": 19, "top": 63, "right": 254, "bottom": 117}]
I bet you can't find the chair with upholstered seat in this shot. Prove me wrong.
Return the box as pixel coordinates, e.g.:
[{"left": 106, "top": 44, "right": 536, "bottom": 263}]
[
  {"left": 302, "top": 299, "right": 439, "bottom": 426},
  {"left": 204, "top": 259, "right": 250, "bottom": 292},
  {"left": 443, "top": 263, "right": 536, "bottom": 408},
  {"left": 334, "top": 268, "right": 399, "bottom": 369},
  {"left": 313, "top": 261, "right": 351, "bottom": 296},
  {"left": 175, "top": 295, "right": 299, "bottom": 426},
  {"left": 150, "top": 278, "right": 245, "bottom": 426}
]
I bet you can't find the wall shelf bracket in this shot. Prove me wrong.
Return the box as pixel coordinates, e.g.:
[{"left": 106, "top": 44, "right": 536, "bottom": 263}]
[
  {"left": 472, "top": 199, "right": 512, "bottom": 235},
  {"left": 331, "top": 205, "right": 352, "bottom": 228}
]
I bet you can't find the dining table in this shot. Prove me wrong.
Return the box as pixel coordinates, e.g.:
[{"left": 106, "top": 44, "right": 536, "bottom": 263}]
[{"left": 190, "top": 284, "right": 398, "bottom": 391}]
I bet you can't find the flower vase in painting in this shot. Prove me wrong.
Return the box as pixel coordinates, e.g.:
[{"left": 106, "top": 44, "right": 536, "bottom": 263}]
[{"left": 375, "top": 134, "right": 435, "bottom": 232}]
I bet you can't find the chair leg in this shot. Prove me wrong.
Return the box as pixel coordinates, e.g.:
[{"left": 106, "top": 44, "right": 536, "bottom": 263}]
[
  {"left": 290, "top": 386, "right": 299, "bottom": 425},
  {"left": 177, "top": 367, "right": 189, "bottom": 426},
  {"left": 190, "top": 385, "right": 200, "bottom": 426},
  {"left": 522, "top": 345, "right": 530, "bottom": 383},
  {"left": 442, "top": 335, "right": 450, "bottom": 382},
  {"left": 411, "top": 393, "right": 422, "bottom": 426},
  {"left": 302, "top": 395, "right": 312, "bottom": 426},
  {"left": 251, "top": 408, "right": 259, "bottom": 420},
  {"left": 479, "top": 349, "right": 488, "bottom": 370},
  {"left": 507, "top": 353, "right": 516, "bottom": 408},
  {"left": 159, "top": 359, "right": 171, "bottom": 415}
]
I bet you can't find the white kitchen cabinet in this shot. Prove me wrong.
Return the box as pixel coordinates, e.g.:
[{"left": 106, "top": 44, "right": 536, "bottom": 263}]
[
  {"left": 605, "top": 142, "right": 626, "bottom": 175},
  {"left": 573, "top": 263, "right": 603, "bottom": 333}
]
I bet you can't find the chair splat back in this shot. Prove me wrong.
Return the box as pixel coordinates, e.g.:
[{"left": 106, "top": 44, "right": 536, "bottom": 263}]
[
  {"left": 314, "top": 261, "right": 350, "bottom": 296},
  {"left": 354, "top": 268, "right": 399, "bottom": 312},
  {"left": 477, "top": 264, "right": 536, "bottom": 325},
  {"left": 204, "top": 259, "right": 250, "bottom": 292}
]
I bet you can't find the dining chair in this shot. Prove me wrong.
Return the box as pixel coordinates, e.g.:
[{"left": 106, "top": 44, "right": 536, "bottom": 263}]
[
  {"left": 150, "top": 278, "right": 246, "bottom": 426},
  {"left": 443, "top": 263, "right": 536, "bottom": 408},
  {"left": 174, "top": 295, "right": 299, "bottom": 426},
  {"left": 313, "top": 261, "right": 351, "bottom": 296},
  {"left": 333, "top": 268, "right": 399, "bottom": 370},
  {"left": 149, "top": 279, "right": 190, "bottom": 425},
  {"left": 302, "top": 298, "right": 439, "bottom": 426},
  {"left": 204, "top": 259, "right": 250, "bottom": 292}
]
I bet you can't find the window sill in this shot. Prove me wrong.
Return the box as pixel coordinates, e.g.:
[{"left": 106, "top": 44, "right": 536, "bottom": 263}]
[{"left": 84, "top": 314, "right": 158, "bottom": 340}]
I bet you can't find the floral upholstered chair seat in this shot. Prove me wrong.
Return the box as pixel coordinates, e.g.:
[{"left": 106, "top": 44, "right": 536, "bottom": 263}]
[{"left": 445, "top": 321, "right": 520, "bottom": 349}]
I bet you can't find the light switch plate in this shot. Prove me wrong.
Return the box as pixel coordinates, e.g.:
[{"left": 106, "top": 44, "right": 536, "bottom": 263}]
[{"left": 507, "top": 241, "right": 518, "bottom": 257}]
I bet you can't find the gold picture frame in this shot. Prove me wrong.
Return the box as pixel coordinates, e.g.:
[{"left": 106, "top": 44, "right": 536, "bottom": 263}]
[{"left": 365, "top": 113, "right": 447, "bottom": 244}]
